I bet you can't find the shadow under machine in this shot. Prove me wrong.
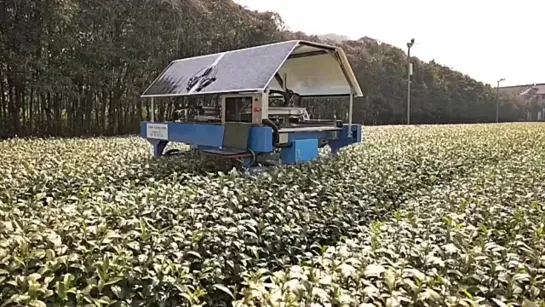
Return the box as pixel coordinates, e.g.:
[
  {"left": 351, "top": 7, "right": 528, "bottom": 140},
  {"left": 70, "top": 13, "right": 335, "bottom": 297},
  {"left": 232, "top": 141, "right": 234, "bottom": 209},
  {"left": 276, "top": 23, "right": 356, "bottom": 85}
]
[{"left": 140, "top": 40, "right": 363, "bottom": 167}]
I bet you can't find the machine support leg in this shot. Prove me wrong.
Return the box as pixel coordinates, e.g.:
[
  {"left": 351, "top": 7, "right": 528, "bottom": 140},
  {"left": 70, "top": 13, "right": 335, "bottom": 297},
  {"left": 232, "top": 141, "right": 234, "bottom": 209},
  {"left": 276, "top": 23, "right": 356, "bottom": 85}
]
[
  {"left": 150, "top": 140, "right": 168, "bottom": 157},
  {"left": 348, "top": 92, "right": 353, "bottom": 138},
  {"left": 281, "top": 139, "right": 318, "bottom": 165},
  {"left": 329, "top": 124, "right": 363, "bottom": 156},
  {"left": 151, "top": 97, "right": 155, "bottom": 122},
  {"left": 330, "top": 143, "right": 342, "bottom": 155},
  {"left": 241, "top": 157, "right": 253, "bottom": 168}
]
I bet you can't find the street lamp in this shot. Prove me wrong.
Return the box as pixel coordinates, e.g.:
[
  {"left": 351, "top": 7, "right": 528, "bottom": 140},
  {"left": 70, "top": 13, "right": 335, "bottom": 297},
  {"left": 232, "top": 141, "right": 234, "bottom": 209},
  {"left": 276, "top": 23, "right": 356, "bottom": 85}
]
[
  {"left": 407, "top": 38, "right": 415, "bottom": 125},
  {"left": 496, "top": 78, "right": 505, "bottom": 123}
]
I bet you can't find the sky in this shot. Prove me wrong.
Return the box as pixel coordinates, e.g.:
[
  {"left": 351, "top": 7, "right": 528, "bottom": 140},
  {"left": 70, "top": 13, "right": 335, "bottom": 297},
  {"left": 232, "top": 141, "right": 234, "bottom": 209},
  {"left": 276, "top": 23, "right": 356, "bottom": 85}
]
[{"left": 233, "top": 0, "right": 544, "bottom": 87}]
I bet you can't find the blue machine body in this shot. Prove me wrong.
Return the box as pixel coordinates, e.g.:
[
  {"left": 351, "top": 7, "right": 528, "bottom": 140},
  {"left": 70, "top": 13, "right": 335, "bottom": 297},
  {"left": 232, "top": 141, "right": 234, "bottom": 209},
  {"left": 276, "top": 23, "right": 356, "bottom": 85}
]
[{"left": 140, "top": 121, "right": 362, "bottom": 166}]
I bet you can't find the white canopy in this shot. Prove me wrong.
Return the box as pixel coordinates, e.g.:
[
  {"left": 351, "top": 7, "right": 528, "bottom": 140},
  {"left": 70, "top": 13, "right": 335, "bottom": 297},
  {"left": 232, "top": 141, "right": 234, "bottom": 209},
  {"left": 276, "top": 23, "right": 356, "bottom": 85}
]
[{"left": 268, "top": 41, "right": 363, "bottom": 97}]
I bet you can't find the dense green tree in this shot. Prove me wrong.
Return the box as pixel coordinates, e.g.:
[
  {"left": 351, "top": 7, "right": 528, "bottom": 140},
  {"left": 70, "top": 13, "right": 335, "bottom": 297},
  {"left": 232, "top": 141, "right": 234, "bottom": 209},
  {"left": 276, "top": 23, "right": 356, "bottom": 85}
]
[{"left": 0, "top": 0, "right": 529, "bottom": 139}]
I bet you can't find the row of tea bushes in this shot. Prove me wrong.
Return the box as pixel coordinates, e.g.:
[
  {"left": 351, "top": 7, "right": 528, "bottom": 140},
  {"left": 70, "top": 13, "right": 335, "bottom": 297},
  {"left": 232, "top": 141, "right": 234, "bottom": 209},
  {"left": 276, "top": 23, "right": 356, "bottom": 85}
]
[{"left": 1, "top": 123, "right": 544, "bottom": 305}]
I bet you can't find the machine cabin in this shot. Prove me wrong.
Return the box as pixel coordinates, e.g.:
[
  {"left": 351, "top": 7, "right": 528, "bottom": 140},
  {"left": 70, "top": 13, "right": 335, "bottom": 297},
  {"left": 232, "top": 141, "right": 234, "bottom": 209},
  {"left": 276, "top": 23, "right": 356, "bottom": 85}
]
[{"left": 140, "top": 40, "right": 363, "bottom": 167}]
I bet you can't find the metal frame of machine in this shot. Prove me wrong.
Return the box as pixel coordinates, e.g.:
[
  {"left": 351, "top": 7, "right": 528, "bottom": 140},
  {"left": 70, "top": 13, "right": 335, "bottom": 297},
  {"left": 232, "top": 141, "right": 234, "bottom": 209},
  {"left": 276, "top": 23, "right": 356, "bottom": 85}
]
[{"left": 140, "top": 40, "right": 363, "bottom": 167}]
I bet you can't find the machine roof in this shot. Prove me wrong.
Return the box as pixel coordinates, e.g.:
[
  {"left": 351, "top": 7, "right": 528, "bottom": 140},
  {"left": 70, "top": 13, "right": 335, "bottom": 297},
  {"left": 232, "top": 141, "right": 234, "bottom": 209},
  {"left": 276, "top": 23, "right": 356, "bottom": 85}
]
[{"left": 141, "top": 40, "right": 363, "bottom": 98}]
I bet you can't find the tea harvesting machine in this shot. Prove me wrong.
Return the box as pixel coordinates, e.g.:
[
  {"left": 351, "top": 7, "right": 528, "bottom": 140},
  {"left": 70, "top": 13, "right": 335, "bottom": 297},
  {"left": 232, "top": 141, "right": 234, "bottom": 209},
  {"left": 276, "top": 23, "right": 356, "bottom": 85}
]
[{"left": 140, "top": 40, "right": 363, "bottom": 168}]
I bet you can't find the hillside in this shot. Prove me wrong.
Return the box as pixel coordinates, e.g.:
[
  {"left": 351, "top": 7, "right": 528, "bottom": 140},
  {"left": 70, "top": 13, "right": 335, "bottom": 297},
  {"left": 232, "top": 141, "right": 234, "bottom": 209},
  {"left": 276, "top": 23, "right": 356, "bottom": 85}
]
[
  {"left": 317, "top": 33, "right": 351, "bottom": 42},
  {"left": 0, "top": 0, "right": 529, "bottom": 138}
]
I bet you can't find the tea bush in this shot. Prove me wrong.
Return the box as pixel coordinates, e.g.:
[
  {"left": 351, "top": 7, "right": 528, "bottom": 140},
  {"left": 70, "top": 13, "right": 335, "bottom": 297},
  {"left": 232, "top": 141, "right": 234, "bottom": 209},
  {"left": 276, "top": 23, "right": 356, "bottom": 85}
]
[{"left": 0, "top": 123, "right": 544, "bottom": 306}]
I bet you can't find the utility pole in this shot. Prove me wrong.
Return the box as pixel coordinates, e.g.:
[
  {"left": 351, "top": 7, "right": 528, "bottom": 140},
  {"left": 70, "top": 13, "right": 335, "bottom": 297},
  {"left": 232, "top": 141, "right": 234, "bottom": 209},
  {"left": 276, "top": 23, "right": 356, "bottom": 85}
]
[
  {"left": 496, "top": 78, "right": 505, "bottom": 123},
  {"left": 407, "top": 38, "right": 415, "bottom": 125}
]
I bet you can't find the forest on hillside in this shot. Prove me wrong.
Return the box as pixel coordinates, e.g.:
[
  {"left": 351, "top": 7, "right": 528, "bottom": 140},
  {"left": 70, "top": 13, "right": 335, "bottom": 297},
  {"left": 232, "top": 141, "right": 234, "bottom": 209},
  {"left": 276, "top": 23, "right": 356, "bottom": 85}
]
[{"left": 0, "top": 0, "right": 530, "bottom": 138}]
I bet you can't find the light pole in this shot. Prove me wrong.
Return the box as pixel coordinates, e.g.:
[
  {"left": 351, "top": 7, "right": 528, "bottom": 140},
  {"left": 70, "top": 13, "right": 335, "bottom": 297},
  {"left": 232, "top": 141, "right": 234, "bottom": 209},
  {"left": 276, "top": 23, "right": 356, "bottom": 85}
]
[
  {"left": 496, "top": 78, "right": 505, "bottom": 123},
  {"left": 407, "top": 38, "right": 415, "bottom": 125}
]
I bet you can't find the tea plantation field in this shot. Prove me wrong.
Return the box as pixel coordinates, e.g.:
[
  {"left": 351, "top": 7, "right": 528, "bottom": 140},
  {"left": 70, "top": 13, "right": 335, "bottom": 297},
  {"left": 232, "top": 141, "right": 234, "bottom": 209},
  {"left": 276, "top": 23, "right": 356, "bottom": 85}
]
[{"left": 1, "top": 123, "right": 545, "bottom": 306}]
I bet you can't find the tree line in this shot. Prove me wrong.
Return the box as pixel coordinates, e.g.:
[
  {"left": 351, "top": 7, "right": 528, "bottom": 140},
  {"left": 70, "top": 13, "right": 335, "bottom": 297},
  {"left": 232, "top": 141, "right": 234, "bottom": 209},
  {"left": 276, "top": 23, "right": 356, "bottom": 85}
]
[{"left": 0, "top": 0, "right": 529, "bottom": 139}]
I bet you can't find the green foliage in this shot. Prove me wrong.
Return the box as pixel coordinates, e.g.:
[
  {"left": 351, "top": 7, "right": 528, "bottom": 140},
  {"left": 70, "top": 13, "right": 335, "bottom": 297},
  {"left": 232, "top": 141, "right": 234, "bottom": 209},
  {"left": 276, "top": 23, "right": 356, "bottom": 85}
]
[
  {"left": 0, "top": 0, "right": 283, "bottom": 138},
  {"left": 0, "top": 0, "right": 529, "bottom": 139},
  {"left": 235, "top": 124, "right": 545, "bottom": 306},
  {"left": 1, "top": 123, "right": 545, "bottom": 305}
]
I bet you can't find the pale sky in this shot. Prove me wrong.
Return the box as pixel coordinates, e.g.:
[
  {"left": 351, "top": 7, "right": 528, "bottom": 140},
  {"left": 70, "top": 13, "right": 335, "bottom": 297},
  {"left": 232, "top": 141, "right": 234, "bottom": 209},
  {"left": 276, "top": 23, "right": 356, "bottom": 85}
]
[{"left": 233, "top": 0, "right": 544, "bottom": 87}]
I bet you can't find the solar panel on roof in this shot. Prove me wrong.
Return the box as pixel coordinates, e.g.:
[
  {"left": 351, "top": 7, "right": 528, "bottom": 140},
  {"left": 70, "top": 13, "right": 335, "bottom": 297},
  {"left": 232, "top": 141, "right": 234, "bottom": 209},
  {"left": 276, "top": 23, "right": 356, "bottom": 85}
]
[{"left": 142, "top": 41, "right": 299, "bottom": 97}]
